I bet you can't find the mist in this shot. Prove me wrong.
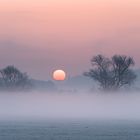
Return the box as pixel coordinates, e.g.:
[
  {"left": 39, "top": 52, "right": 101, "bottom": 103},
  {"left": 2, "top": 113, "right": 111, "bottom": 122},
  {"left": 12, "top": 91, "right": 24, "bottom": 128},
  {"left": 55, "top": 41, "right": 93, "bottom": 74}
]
[{"left": 0, "top": 91, "right": 140, "bottom": 121}]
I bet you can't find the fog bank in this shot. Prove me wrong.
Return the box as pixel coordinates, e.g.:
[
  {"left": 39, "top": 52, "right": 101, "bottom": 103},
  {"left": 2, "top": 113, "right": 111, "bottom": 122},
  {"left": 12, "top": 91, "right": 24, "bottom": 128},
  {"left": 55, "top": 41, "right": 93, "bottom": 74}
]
[{"left": 0, "top": 92, "right": 140, "bottom": 121}]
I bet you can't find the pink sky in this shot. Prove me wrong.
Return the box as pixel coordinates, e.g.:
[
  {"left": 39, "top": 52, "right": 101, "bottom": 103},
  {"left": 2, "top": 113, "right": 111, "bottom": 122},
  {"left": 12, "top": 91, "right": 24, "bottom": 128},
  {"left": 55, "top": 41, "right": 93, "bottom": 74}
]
[{"left": 0, "top": 0, "right": 140, "bottom": 80}]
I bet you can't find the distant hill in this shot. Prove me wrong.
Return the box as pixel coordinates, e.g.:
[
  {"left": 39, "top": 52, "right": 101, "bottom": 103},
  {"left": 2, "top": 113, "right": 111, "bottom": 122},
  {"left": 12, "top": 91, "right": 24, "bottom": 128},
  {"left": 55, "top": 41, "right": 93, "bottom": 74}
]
[
  {"left": 31, "top": 79, "right": 57, "bottom": 92},
  {"left": 49, "top": 75, "right": 96, "bottom": 93},
  {"left": 65, "top": 75, "right": 93, "bottom": 87}
]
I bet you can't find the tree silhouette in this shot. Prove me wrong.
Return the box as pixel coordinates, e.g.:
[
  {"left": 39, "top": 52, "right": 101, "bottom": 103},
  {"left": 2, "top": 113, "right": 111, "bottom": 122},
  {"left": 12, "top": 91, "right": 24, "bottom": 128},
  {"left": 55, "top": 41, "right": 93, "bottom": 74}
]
[
  {"left": 84, "top": 55, "right": 137, "bottom": 91},
  {"left": 0, "top": 66, "right": 31, "bottom": 91}
]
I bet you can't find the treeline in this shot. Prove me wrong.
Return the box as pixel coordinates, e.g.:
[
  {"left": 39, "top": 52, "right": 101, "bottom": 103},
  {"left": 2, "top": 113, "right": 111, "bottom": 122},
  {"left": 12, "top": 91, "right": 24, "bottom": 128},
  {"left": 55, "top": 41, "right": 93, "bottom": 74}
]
[{"left": 0, "top": 54, "right": 137, "bottom": 92}]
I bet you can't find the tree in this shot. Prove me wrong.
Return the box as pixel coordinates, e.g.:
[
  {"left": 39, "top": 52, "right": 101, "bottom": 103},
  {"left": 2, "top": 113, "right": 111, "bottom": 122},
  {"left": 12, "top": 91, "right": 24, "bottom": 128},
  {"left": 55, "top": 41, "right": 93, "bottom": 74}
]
[
  {"left": 0, "top": 66, "right": 32, "bottom": 91},
  {"left": 84, "top": 55, "right": 137, "bottom": 91}
]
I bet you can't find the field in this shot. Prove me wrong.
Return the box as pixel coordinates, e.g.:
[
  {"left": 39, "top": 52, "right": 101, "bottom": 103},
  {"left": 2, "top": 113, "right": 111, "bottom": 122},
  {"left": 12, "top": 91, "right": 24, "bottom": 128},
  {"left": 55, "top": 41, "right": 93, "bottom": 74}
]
[{"left": 0, "top": 120, "right": 140, "bottom": 140}]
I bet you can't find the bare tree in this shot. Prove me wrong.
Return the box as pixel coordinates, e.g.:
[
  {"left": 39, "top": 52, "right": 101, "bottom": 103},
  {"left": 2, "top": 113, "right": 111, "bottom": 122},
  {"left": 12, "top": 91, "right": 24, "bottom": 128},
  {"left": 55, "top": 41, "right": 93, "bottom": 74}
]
[
  {"left": 0, "top": 66, "right": 32, "bottom": 91},
  {"left": 111, "top": 55, "right": 136, "bottom": 89},
  {"left": 84, "top": 55, "right": 137, "bottom": 91}
]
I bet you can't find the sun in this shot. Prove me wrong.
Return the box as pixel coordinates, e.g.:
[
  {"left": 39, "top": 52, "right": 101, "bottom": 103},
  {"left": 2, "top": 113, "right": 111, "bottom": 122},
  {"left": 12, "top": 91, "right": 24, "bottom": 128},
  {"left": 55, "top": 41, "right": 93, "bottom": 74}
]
[{"left": 53, "top": 70, "right": 66, "bottom": 81}]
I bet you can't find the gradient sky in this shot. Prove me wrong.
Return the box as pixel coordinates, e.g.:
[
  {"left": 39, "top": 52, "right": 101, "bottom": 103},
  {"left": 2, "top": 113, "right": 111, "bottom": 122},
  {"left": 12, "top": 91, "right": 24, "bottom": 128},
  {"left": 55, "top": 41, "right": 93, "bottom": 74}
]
[{"left": 0, "top": 0, "right": 140, "bottom": 80}]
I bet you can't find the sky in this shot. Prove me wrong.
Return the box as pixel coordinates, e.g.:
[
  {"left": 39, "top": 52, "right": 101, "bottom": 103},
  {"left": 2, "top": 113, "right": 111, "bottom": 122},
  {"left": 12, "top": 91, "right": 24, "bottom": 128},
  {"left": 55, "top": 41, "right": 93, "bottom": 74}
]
[{"left": 0, "top": 0, "right": 140, "bottom": 80}]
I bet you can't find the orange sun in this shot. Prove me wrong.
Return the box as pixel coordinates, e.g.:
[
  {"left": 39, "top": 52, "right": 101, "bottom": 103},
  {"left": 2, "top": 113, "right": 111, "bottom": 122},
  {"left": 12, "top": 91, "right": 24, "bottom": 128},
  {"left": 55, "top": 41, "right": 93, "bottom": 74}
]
[{"left": 53, "top": 70, "right": 66, "bottom": 81}]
